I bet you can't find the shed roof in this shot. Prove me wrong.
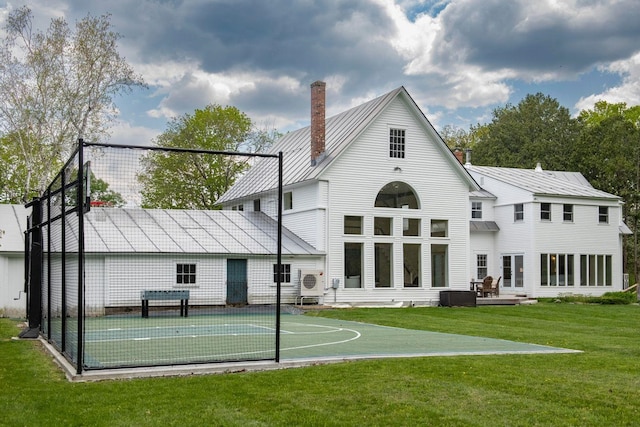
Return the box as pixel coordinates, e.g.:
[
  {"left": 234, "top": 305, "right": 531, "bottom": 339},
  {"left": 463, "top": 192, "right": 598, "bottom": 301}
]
[
  {"left": 81, "top": 208, "right": 321, "bottom": 256},
  {"left": 468, "top": 165, "right": 620, "bottom": 200},
  {"left": 470, "top": 221, "right": 500, "bottom": 232},
  {"left": 0, "top": 204, "right": 28, "bottom": 253},
  {"left": 219, "top": 86, "right": 479, "bottom": 203}
]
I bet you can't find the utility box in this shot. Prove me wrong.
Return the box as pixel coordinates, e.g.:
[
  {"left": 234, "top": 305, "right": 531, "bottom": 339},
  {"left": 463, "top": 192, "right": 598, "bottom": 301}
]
[{"left": 439, "top": 290, "right": 476, "bottom": 307}]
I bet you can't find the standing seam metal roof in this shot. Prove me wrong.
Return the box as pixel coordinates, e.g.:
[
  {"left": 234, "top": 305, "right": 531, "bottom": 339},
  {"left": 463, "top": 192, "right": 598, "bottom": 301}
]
[
  {"left": 81, "top": 208, "right": 321, "bottom": 255},
  {"left": 218, "top": 88, "right": 402, "bottom": 203},
  {"left": 468, "top": 166, "right": 620, "bottom": 200},
  {"left": 219, "top": 86, "right": 479, "bottom": 203}
]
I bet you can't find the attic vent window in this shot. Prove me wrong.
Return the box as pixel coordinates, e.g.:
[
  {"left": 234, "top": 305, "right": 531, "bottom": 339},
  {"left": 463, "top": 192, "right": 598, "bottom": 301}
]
[{"left": 389, "top": 128, "right": 405, "bottom": 158}]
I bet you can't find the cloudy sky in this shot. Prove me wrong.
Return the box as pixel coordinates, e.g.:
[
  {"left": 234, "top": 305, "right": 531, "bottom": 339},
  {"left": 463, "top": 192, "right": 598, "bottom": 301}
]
[{"left": 2, "top": 0, "right": 640, "bottom": 146}]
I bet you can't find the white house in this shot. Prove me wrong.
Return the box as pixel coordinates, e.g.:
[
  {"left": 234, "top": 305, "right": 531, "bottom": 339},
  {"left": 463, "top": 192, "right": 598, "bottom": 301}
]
[
  {"left": 0, "top": 83, "right": 631, "bottom": 316},
  {"left": 0, "top": 204, "right": 28, "bottom": 317},
  {"left": 219, "top": 82, "right": 630, "bottom": 304},
  {"left": 466, "top": 162, "right": 630, "bottom": 298},
  {"left": 220, "top": 82, "right": 482, "bottom": 305}
]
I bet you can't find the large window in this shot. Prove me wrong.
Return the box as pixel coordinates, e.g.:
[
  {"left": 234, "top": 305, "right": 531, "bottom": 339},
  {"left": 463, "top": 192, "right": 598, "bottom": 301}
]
[
  {"left": 344, "top": 216, "right": 363, "bottom": 234},
  {"left": 431, "top": 244, "right": 448, "bottom": 288},
  {"left": 598, "top": 206, "right": 609, "bottom": 223},
  {"left": 273, "top": 264, "right": 291, "bottom": 283},
  {"left": 580, "top": 254, "right": 612, "bottom": 286},
  {"left": 403, "top": 244, "right": 421, "bottom": 287},
  {"left": 344, "top": 243, "right": 363, "bottom": 288},
  {"left": 375, "top": 181, "right": 419, "bottom": 209},
  {"left": 176, "top": 263, "right": 196, "bottom": 284},
  {"left": 375, "top": 243, "right": 393, "bottom": 288},
  {"left": 389, "top": 128, "right": 405, "bottom": 158},
  {"left": 540, "top": 203, "right": 551, "bottom": 221},
  {"left": 540, "top": 254, "right": 574, "bottom": 286},
  {"left": 514, "top": 203, "right": 524, "bottom": 222},
  {"left": 476, "top": 254, "right": 488, "bottom": 280},
  {"left": 471, "top": 201, "right": 482, "bottom": 219}
]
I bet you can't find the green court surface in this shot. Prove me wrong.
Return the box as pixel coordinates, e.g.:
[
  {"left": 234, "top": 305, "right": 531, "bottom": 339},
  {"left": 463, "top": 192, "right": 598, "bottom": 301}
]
[{"left": 80, "top": 313, "right": 578, "bottom": 369}]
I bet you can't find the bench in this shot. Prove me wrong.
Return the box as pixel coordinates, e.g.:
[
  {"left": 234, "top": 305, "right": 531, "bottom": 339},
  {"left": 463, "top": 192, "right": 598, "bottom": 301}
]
[{"left": 141, "top": 290, "right": 190, "bottom": 318}]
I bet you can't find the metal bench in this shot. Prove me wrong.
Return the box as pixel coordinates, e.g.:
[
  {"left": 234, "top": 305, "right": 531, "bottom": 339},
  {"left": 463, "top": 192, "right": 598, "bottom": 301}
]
[{"left": 141, "top": 290, "right": 190, "bottom": 318}]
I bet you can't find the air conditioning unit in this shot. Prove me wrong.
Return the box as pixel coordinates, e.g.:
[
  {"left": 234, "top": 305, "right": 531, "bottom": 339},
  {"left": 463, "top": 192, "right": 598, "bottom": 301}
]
[{"left": 299, "top": 270, "right": 325, "bottom": 296}]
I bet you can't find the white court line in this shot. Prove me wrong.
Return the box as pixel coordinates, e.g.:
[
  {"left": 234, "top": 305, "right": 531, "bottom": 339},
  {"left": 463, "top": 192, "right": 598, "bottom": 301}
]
[
  {"left": 90, "top": 322, "right": 362, "bottom": 365},
  {"left": 86, "top": 321, "right": 347, "bottom": 343}
]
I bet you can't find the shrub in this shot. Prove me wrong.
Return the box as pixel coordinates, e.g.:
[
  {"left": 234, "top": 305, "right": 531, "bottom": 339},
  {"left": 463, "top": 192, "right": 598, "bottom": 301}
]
[{"left": 541, "top": 292, "right": 636, "bottom": 305}]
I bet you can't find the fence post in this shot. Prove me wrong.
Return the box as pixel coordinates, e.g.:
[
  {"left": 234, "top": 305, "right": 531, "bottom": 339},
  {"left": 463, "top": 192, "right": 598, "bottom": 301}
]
[
  {"left": 76, "top": 139, "right": 85, "bottom": 375},
  {"left": 19, "top": 198, "right": 43, "bottom": 338}
]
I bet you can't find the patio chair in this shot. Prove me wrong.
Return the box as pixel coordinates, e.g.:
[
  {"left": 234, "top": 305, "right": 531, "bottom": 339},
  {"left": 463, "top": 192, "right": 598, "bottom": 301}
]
[
  {"left": 481, "top": 276, "right": 494, "bottom": 298},
  {"left": 491, "top": 276, "right": 501, "bottom": 297}
]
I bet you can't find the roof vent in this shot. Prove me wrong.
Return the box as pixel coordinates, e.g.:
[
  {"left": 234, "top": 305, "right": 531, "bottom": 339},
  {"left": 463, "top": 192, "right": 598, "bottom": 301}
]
[{"left": 535, "top": 162, "right": 543, "bottom": 172}]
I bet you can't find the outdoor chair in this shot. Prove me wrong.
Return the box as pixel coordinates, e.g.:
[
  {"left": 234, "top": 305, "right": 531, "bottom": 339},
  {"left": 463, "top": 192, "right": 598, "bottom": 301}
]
[
  {"left": 491, "top": 276, "right": 501, "bottom": 297},
  {"left": 481, "top": 276, "right": 494, "bottom": 298}
]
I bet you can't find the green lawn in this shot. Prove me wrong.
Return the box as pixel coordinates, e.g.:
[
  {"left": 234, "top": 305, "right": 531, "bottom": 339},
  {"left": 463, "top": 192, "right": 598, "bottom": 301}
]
[{"left": 1, "top": 303, "right": 639, "bottom": 426}]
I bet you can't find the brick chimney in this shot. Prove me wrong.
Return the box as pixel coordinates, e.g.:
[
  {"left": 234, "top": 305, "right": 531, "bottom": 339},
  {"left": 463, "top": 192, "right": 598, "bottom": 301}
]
[
  {"left": 310, "top": 81, "right": 326, "bottom": 165},
  {"left": 454, "top": 149, "right": 463, "bottom": 164}
]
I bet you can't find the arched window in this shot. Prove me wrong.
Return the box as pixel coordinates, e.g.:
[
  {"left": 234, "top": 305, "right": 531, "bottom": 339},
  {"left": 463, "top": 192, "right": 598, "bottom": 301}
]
[{"left": 374, "top": 181, "right": 419, "bottom": 209}]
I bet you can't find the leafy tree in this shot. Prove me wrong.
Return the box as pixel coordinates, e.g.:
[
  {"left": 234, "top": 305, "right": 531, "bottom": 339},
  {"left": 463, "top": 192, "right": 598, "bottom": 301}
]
[
  {"left": 0, "top": 131, "right": 55, "bottom": 203},
  {"left": 579, "top": 100, "right": 640, "bottom": 127},
  {"left": 440, "top": 125, "right": 473, "bottom": 151},
  {"left": 89, "top": 172, "right": 125, "bottom": 207},
  {"left": 471, "top": 93, "right": 581, "bottom": 170},
  {"left": 576, "top": 101, "right": 640, "bottom": 281},
  {"left": 0, "top": 6, "right": 145, "bottom": 202},
  {"left": 138, "top": 104, "right": 275, "bottom": 209}
]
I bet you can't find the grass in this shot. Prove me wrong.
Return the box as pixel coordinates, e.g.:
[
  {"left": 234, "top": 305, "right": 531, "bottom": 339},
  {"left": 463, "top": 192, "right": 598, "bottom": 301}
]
[{"left": 1, "top": 302, "right": 639, "bottom": 426}]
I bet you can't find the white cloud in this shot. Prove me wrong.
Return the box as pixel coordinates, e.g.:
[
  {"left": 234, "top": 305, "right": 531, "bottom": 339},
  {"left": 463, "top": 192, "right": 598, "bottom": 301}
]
[
  {"left": 575, "top": 52, "right": 640, "bottom": 112},
  {"left": 109, "top": 120, "right": 160, "bottom": 147}
]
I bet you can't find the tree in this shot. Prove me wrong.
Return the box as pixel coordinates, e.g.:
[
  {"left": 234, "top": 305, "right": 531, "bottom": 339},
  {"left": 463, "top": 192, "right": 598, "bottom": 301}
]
[
  {"left": 138, "top": 104, "right": 276, "bottom": 209},
  {"left": 440, "top": 125, "right": 476, "bottom": 151},
  {"left": 89, "top": 172, "right": 125, "bottom": 207},
  {"left": 579, "top": 100, "right": 640, "bottom": 127},
  {"left": 0, "top": 6, "right": 146, "bottom": 202},
  {"left": 0, "top": 131, "right": 55, "bottom": 203},
  {"left": 576, "top": 101, "right": 640, "bottom": 282},
  {"left": 471, "top": 93, "right": 581, "bottom": 170}
]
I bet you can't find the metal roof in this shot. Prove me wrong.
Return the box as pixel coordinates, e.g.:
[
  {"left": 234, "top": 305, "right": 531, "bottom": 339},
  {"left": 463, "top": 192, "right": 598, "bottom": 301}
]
[
  {"left": 469, "top": 189, "right": 497, "bottom": 199},
  {"left": 619, "top": 223, "right": 633, "bottom": 235},
  {"left": 219, "top": 86, "right": 479, "bottom": 203},
  {"left": 82, "top": 208, "right": 322, "bottom": 256},
  {"left": 468, "top": 165, "right": 620, "bottom": 200},
  {"left": 470, "top": 221, "right": 500, "bottom": 232},
  {"left": 0, "top": 204, "right": 28, "bottom": 253}
]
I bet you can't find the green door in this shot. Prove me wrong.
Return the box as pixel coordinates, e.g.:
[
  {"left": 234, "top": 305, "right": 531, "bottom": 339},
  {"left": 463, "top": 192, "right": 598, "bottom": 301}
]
[{"left": 227, "top": 259, "right": 248, "bottom": 305}]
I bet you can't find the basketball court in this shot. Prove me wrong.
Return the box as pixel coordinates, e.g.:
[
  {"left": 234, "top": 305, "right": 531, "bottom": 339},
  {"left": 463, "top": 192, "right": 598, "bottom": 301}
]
[{"left": 43, "top": 311, "right": 580, "bottom": 381}]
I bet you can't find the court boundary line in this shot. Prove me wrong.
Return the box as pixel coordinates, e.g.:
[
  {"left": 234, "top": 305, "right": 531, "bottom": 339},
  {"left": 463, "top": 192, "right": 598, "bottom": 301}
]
[{"left": 41, "top": 336, "right": 581, "bottom": 383}]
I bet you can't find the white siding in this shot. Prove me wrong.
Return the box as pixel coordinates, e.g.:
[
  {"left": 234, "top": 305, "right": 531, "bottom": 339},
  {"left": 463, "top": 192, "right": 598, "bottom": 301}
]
[
  {"left": 281, "top": 183, "right": 326, "bottom": 250},
  {"left": 0, "top": 255, "right": 25, "bottom": 317},
  {"left": 103, "top": 255, "right": 227, "bottom": 307},
  {"left": 88, "top": 254, "right": 324, "bottom": 310},
  {"left": 470, "top": 167, "right": 626, "bottom": 298},
  {"left": 321, "top": 96, "right": 472, "bottom": 304},
  {"left": 470, "top": 233, "right": 496, "bottom": 280}
]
